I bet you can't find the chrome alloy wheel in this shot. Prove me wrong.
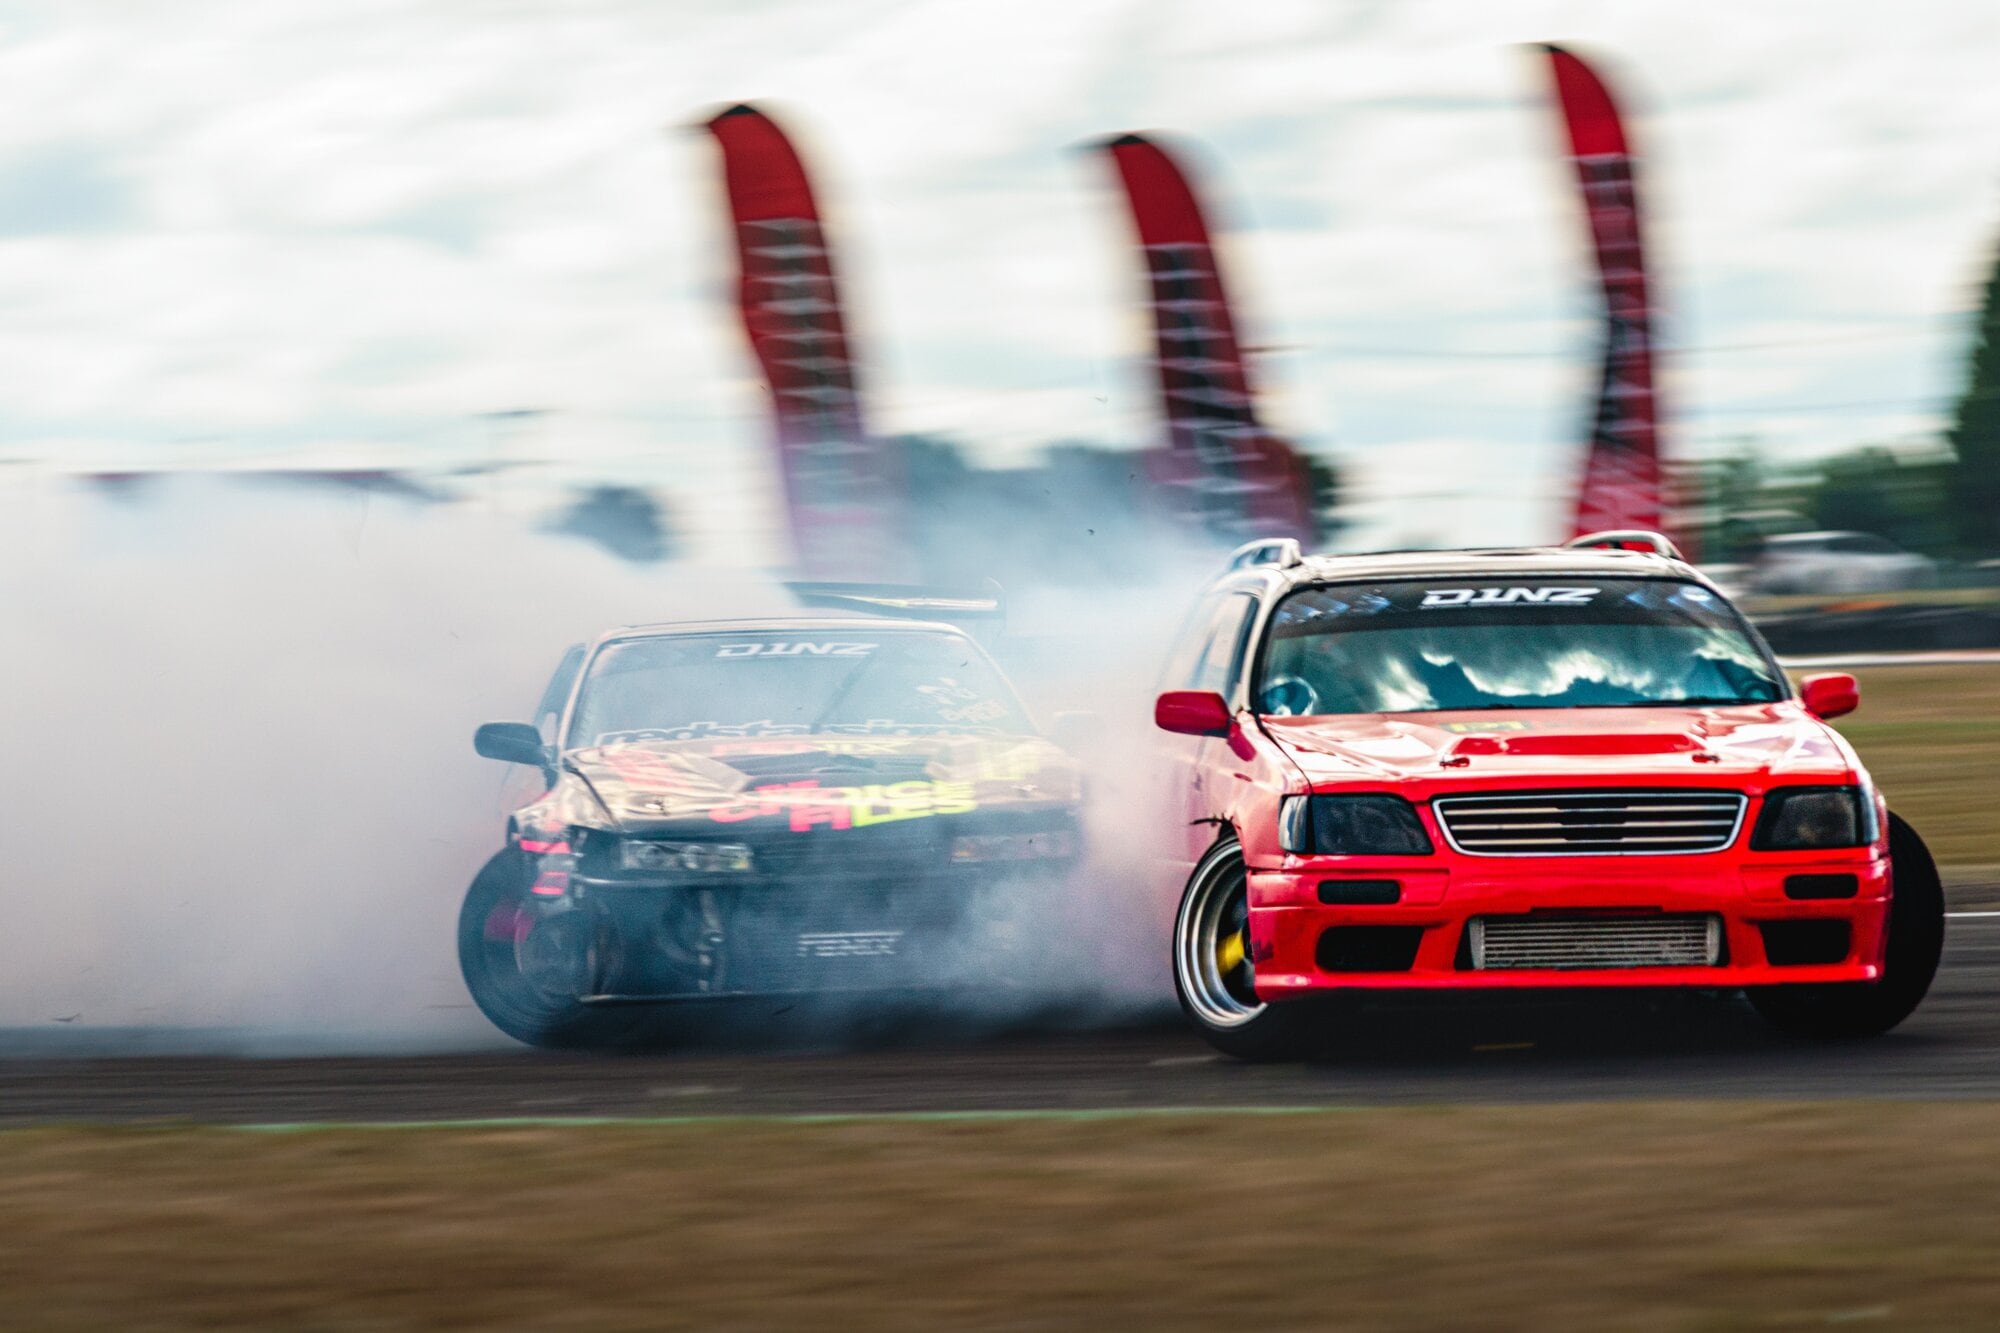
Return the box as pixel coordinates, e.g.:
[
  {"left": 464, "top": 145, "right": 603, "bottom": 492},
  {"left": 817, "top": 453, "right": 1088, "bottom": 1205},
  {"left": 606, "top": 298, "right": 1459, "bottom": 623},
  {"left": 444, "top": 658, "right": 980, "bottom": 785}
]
[{"left": 1174, "top": 843, "right": 1264, "bottom": 1028}]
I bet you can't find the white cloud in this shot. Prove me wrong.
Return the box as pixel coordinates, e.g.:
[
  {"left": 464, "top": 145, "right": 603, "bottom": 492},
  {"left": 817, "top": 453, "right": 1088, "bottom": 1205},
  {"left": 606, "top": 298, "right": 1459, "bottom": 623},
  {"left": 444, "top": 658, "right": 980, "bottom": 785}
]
[{"left": 0, "top": 0, "right": 1996, "bottom": 549}]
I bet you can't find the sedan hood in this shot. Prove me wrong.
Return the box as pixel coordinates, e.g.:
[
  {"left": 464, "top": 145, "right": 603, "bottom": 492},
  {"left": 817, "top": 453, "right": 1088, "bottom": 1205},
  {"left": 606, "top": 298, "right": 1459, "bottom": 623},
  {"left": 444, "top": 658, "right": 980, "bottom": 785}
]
[
  {"left": 560, "top": 732, "right": 1082, "bottom": 836},
  {"left": 1262, "top": 703, "right": 1859, "bottom": 791}
]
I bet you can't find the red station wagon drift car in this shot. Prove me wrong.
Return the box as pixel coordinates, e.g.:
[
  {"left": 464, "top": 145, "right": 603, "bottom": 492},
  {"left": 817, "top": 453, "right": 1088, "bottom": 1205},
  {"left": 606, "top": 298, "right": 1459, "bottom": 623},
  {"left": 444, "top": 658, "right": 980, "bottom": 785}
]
[{"left": 1157, "top": 532, "right": 1945, "bottom": 1060}]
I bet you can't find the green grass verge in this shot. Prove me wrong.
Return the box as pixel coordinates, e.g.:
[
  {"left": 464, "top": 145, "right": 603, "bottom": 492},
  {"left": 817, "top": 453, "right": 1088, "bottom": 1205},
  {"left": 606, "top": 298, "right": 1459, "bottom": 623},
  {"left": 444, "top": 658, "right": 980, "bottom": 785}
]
[
  {"left": 1817, "top": 664, "right": 2000, "bottom": 868},
  {"left": 1748, "top": 584, "right": 2000, "bottom": 613},
  {"left": 5, "top": 1106, "right": 2000, "bottom": 1329}
]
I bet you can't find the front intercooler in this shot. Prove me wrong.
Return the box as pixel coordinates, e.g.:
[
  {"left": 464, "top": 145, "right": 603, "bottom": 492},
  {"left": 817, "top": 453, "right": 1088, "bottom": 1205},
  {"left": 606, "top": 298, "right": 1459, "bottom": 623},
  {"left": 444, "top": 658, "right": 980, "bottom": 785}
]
[
  {"left": 707, "top": 882, "right": 954, "bottom": 992},
  {"left": 1466, "top": 914, "right": 1723, "bottom": 971},
  {"left": 573, "top": 815, "right": 1076, "bottom": 999}
]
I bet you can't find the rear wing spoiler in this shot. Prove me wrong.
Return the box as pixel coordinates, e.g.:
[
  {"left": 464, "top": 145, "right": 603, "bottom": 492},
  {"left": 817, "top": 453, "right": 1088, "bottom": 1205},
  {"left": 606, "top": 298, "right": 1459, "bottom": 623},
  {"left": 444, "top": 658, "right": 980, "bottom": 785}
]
[
  {"left": 1223, "top": 537, "right": 1305, "bottom": 572},
  {"left": 784, "top": 580, "right": 1007, "bottom": 633},
  {"left": 1567, "top": 529, "right": 1685, "bottom": 560}
]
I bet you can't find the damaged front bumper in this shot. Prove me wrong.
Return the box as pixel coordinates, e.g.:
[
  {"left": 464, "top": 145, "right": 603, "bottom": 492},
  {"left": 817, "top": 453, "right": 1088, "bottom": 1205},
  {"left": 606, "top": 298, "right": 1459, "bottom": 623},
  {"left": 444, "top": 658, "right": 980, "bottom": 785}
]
[{"left": 514, "top": 820, "right": 1083, "bottom": 1003}]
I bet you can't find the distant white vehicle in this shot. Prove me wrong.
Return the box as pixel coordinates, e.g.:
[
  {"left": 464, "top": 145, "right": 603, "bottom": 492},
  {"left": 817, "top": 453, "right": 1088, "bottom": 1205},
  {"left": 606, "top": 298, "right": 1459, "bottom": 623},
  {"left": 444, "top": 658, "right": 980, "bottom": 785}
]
[
  {"left": 1751, "top": 530, "right": 1936, "bottom": 595},
  {"left": 1696, "top": 561, "right": 1756, "bottom": 600}
]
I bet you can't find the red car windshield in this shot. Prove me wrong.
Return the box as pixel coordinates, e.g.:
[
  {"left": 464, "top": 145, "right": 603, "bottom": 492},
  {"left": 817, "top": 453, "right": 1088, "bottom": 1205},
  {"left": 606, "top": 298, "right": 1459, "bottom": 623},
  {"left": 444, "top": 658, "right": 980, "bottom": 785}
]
[
  {"left": 568, "top": 629, "right": 1031, "bottom": 745},
  {"left": 1258, "top": 577, "right": 1785, "bottom": 716}
]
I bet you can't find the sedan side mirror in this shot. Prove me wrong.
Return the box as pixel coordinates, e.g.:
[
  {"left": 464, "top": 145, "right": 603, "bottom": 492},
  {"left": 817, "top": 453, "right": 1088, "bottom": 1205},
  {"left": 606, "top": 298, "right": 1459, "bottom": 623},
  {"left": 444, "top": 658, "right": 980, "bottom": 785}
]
[
  {"left": 1155, "top": 690, "right": 1233, "bottom": 738},
  {"left": 1799, "top": 673, "right": 1860, "bottom": 721},
  {"left": 475, "top": 721, "right": 552, "bottom": 769}
]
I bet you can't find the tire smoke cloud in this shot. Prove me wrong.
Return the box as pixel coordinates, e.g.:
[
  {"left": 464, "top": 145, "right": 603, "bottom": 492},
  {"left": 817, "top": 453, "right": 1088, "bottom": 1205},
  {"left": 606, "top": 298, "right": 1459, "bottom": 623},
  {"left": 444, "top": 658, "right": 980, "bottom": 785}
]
[
  {"left": 0, "top": 480, "right": 786, "bottom": 1052},
  {"left": 0, "top": 478, "right": 1197, "bottom": 1053}
]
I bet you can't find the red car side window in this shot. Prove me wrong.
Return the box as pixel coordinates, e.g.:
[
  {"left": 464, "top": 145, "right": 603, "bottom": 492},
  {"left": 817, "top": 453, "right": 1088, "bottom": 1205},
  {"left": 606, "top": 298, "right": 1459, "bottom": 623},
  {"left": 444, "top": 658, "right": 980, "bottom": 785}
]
[{"left": 1189, "top": 594, "right": 1258, "bottom": 697}]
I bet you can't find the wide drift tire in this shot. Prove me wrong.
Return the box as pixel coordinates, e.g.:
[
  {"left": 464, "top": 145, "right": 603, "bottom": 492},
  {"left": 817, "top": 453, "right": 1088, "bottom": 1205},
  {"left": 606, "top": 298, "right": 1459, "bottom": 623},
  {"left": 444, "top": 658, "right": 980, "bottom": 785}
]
[
  {"left": 1749, "top": 813, "right": 1945, "bottom": 1040},
  {"left": 457, "top": 850, "right": 650, "bottom": 1050},
  {"left": 1172, "top": 839, "right": 1314, "bottom": 1061}
]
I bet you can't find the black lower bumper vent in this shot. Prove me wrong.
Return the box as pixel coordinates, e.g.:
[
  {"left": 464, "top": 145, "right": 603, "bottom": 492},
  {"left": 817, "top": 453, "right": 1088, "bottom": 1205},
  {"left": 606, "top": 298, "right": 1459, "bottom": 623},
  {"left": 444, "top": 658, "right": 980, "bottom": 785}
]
[
  {"left": 1316, "top": 926, "right": 1424, "bottom": 974},
  {"left": 1759, "top": 920, "right": 1852, "bottom": 967}
]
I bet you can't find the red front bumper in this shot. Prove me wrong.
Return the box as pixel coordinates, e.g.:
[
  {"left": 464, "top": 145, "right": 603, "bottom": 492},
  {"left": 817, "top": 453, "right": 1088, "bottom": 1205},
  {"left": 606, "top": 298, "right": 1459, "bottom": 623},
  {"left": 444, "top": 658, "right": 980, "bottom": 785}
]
[{"left": 1247, "top": 852, "right": 1890, "bottom": 998}]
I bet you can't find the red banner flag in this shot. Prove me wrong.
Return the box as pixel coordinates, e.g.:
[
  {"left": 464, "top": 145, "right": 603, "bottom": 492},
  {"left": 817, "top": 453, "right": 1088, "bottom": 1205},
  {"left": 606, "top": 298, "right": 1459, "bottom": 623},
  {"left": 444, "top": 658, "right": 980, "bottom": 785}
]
[
  {"left": 1543, "top": 45, "right": 1666, "bottom": 540},
  {"left": 704, "top": 104, "right": 903, "bottom": 579},
  {"left": 1100, "top": 134, "right": 1318, "bottom": 547}
]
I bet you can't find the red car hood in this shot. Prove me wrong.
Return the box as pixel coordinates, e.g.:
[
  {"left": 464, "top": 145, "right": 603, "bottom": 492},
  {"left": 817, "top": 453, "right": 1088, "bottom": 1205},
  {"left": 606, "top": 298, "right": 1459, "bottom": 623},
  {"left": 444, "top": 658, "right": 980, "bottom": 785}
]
[{"left": 1261, "top": 703, "right": 1857, "bottom": 791}]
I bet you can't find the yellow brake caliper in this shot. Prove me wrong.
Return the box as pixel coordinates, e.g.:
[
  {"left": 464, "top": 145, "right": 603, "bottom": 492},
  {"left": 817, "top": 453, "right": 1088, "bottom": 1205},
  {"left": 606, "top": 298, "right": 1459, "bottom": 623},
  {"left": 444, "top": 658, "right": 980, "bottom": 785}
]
[{"left": 1216, "top": 927, "right": 1247, "bottom": 976}]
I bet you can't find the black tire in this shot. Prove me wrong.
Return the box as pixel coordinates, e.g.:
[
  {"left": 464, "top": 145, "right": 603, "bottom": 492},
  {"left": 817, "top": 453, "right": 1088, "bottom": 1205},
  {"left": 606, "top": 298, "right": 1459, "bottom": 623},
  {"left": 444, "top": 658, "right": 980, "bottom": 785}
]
[
  {"left": 1748, "top": 813, "right": 1945, "bottom": 1039},
  {"left": 456, "top": 850, "right": 652, "bottom": 1050},
  {"left": 1171, "top": 838, "right": 1315, "bottom": 1061}
]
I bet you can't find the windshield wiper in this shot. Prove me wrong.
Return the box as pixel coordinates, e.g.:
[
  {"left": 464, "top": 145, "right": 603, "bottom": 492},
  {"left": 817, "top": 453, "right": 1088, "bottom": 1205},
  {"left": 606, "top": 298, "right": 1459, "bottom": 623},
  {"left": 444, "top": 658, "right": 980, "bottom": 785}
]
[
  {"left": 1448, "top": 697, "right": 1770, "bottom": 710},
  {"left": 1629, "top": 696, "right": 1771, "bottom": 708},
  {"left": 806, "top": 654, "right": 883, "bottom": 731}
]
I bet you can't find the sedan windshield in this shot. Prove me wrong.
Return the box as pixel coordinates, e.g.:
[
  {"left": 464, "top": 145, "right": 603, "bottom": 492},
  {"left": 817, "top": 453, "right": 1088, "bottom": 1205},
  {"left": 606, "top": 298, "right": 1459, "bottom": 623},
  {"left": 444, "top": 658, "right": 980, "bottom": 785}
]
[
  {"left": 1257, "top": 578, "right": 1785, "bottom": 716},
  {"left": 568, "top": 629, "right": 1032, "bottom": 746}
]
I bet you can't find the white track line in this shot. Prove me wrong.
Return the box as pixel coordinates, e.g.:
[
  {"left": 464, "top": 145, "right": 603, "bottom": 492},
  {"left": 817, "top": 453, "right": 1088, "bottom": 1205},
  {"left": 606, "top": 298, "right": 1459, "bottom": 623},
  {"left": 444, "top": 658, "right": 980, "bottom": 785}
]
[{"left": 1948, "top": 911, "right": 2000, "bottom": 919}]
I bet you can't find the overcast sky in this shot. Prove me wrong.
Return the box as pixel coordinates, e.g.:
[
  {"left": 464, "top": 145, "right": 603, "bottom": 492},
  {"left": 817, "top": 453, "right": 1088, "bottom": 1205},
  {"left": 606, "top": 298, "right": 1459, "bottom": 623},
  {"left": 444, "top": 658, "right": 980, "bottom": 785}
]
[{"left": 1, "top": 0, "right": 1996, "bottom": 548}]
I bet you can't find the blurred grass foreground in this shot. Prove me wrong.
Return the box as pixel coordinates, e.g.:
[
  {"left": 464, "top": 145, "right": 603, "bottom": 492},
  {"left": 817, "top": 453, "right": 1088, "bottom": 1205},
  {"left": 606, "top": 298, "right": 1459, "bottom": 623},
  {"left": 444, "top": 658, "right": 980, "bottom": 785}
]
[{"left": 6, "top": 1107, "right": 2000, "bottom": 1328}]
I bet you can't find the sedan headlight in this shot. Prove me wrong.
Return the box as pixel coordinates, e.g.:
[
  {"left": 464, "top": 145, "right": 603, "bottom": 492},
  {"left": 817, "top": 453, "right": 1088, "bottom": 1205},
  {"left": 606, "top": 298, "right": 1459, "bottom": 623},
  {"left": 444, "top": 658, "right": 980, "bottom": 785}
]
[
  {"left": 1279, "top": 795, "right": 1433, "bottom": 856},
  {"left": 1751, "top": 786, "right": 1878, "bottom": 851},
  {"left": 619, "top": 840, "right": 755, "bottom": 874}
]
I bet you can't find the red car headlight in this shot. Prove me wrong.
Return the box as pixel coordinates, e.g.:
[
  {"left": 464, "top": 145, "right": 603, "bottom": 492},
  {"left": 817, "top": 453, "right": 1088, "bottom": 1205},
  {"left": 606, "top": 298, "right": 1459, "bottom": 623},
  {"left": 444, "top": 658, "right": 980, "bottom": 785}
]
[
  {"left": 1751, "top": 785, "right": 1878, "bottom": 850},
  {"left": 1280, "top": 795, "right": 1433, "bottom": 856}
]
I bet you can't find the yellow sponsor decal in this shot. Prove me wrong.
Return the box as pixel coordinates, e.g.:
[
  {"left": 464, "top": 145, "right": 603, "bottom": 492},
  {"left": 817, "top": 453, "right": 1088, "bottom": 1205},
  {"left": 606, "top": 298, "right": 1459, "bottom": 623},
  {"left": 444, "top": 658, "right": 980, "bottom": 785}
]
[
  {"left": 710, "top": 778, "right": 978, "bottom": 832},
  {"left": 845, "top": 779, "right": 978, "bottom": 827}
]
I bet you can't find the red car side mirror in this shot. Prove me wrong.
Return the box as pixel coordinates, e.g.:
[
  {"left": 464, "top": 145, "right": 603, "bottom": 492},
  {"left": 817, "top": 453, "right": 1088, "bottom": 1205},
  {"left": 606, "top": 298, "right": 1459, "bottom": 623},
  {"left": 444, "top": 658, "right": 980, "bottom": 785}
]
[
  {"left": 1800, "top": 673, "right": 1860, "bottom": 721},
  {"left": 1155, "top": 690, "right": 1233, "bottom": 738}
]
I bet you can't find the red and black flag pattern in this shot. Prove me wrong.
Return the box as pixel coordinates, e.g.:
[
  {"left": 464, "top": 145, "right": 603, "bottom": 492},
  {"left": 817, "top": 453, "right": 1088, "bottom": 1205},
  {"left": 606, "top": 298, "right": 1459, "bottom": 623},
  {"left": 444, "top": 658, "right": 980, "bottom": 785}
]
[
  {"left": 1101, "top": 134, "right": 1318, "bottom": 548},
  {"left": 1542, "top": 45, "right": 1666, "bottom": 540},
  {"left": 705, "top": 104, "right": 904, "bottom": 579}
]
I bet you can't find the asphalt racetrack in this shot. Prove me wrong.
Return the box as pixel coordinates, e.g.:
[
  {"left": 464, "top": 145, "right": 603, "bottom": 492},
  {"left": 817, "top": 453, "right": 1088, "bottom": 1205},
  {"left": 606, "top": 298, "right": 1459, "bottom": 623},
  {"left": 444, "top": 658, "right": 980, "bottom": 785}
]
[{"left": 2, "top": 912, "right": 1997, "bottom": 1125}]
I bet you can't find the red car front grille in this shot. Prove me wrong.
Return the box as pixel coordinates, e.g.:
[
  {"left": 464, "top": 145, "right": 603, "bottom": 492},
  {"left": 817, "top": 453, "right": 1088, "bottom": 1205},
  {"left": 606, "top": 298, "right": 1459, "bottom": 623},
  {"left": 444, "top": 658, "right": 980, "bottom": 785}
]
[{"left": 1433, "top": 790, "right": 1747, "bottom": 856}]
